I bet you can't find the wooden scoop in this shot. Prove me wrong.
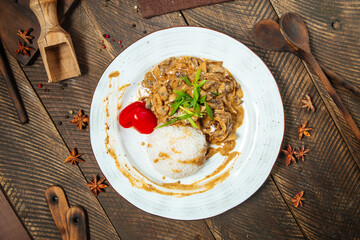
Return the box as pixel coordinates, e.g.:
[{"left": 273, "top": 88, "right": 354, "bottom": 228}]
[{"left": 30, "top": 0, "right": 81, "bottom": 83}]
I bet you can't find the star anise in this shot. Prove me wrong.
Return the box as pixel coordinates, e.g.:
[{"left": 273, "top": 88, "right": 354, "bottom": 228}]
[
  {"left": 70, "top": 109, "right": 89, "bottom": 130},
  {"left": 86, "top": 175, "right": 107, "bottom": 196},
  {"left": 282, "top": 144, "right": 296, "bottom": 166},
  {"left": 291, "top": 191, "right": 305, "bottom": 207},
  {"left": 64, "top": 148, "right": 84, "bottom": 165},
  {"left": 17, "top": 29, "right": 34, "bottom": 44},
  {"left": 297, "top": 121, "right": 312, "bottom": 140},
  {"left": 301, "top": 94, "right": 315, "bottom": 112},
  {"left": 15, "top": 41, "right": 34, "bottom": 57},
  {"left": 294, "top": 145, "right": 311, "bottom": 161}
]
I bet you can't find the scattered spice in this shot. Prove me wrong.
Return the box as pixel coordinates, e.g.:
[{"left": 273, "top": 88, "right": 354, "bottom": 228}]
[
  {"left": 17, "top": 29, "right": 33, "bottom": 44},
  {"left": 102, "top": 44, "right": 106, "bottom": 49},
  {"left": 70, "top": 109, "right": 89, "bottom": 130},
  {"left": 301, "top": 94, "right": 315, "bottom": 112},
  {"left": 118, "top": 40, "right": 122, "bottom": 44},
  {"left": 15, "top": 41, "right": 34, "bottom": 56},
  {"left": 38, "top": 84, "right": 43, "bottom": 88},
  {"left": 100, "top": 40, "right": 104, "bottom": 43},
  {"left": 86, "top": 175, "right": 108, "bottom": 196},
  {"left": 65, "top": 115, "right": 69, "bottom": 119},
  {"left": 297, "top": 121, "right": 312, "bottom": 140},
  {"left": 132, "top": 23, "right": 136, "bottom": 28},
  {"left": 105, "top": 34, "right": 110, "bottom": 38},
  {"left": 294, "top": 145, "right": 311, "bottom": 161},
  {"left": 58, "top": 121, "right": 62, "bottom": 125},
  {"left": 69, "top": 110, "right": 74, "bottom": 114},
  {"left": 143, "top": 30, "right": 147, "bottom": 34},
  {"left": 64, "top": 148, "right": 84, "bottom": 165},
  {"left": 111, "top": 38, "right": 115, "bottom": 42},
  {"left": 98, "top": 48, "right": 101, "bottom": 52},
  {"left": 291, "top": 191, "right": 305, "bottom": 207},
  {"left": 282, "top": 144, "right": 296, "bottom": 166}
]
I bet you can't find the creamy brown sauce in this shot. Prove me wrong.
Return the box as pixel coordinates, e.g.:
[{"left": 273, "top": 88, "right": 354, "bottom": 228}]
[
  {"left": 109, "top": 71, "right": 120, "bottom": 78},
  {"left": 139, "top": 56, "right": 244, "bottom": 145},
  {"left": 104, "top": 61, "right": 244, "bottom": 197},
  {"left": 159, "top": 152, "right": 170, "bottom": 158}
]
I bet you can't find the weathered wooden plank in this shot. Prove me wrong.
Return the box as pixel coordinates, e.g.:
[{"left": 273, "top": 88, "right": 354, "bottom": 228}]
[
  {"left": 205, "top": 178, "right": 304, "bottom": 240},
  {"left": 21, "top": 2, "right": 216, "bottom": 240},
  {"left": 0, "top": 185, "right": 31, "bottom": 240},
  {"left": 0, "top": 46, "right": 119, "bottom": 239},
  {"left": 269, "top": 0, "right": 360, "bottom": 166},
  {"left": 182, "top": 0, "right": 360, "bottom": 239}
]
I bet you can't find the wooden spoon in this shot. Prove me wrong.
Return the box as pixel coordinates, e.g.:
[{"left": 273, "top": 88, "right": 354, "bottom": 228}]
[
  {"left": 45, "top": 186, "right": 70, "bottom": 240},
  {"left": 66, "top": 206, "right": 87, "bottom": 240},
  {"left": 253, "top": 19, "right": 360, "bottom": 96},
  {"left": 279, "top": 12, "right": 360, "bottom": 141}
]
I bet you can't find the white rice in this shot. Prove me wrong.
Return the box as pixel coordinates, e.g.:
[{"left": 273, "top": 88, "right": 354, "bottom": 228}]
[{"left": 147, "top": 126, "right": 208, "bottom": 179}]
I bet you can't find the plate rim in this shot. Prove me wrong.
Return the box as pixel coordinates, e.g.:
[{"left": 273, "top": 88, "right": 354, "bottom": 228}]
[{"left": 89, "top": 26, "right": 285, "bottom": 220}]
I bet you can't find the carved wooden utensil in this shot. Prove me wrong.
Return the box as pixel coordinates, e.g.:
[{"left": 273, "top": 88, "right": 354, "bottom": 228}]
[
  {"left": 253, "top": 19, "right": 360, "bottom": 96},
  {"left": 279, "top": 12, "right": 360, "bottom": 141},
  {"left": 66, "top": 206, "right": 87, "bottom": 240},
  {"left": 45, "top": 186, "right": 70, "bottom": 240},
  {"left": 30, "top": 0, "right": 81, "bottom": 83}
]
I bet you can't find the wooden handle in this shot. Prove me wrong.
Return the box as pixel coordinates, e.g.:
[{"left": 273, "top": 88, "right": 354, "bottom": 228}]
[
  {"left": 66, "top": 206, "right": 87, "bottom": 240},
  {"left": 30, "top": 0, "right": 62, "bottom": 38},
  {"left": 45, "top": 186, "right": 70, "bottom": 240},
  {"left": 303, "top": 51, "right": 360, "bottom": 141},
  {"left": 321, "top": 65, "right": 360, "bottom": 96},
  {"left": 0, "top": 40, "right": 28, "bottom": 124}
]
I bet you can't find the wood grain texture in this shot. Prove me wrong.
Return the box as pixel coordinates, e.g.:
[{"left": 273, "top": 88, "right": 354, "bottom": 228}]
[
  {"left": 270, "top": 0, "right": 360, "bottom": 166},
  {"left": 0, "top": 0, "right": 77, "bottom": 65},
  {"left": 0, "top": 49, "right": 119, "bottom": 239},
  {"left": 0, "top": 185, "right": 31, "bottom": 240},
  {"left": 182, "top": 0, "right": 360, "bottom": 239},
  {"left": 45, "top": 186, "right": 70, "bottom": 240},
  {"left": 66, "top": 206, "right": 87, "bottom": 240},
  {"left": 21, "top": 2, "right": 215, "bottom": 240}
]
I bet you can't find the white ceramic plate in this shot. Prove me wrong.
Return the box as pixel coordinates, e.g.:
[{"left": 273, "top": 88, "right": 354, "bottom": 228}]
[{"left": 90, "top": 27, "right": 284, "bottom": 220}]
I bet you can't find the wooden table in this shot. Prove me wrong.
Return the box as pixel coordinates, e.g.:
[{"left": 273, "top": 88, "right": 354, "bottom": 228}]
[{"left": 1, "top": 0, "right": 359, "bottom": 239}]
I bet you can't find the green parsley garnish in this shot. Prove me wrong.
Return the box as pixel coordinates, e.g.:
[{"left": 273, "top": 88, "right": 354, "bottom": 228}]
[{"left": 156, "top": 69, "right": 215, "bottom": 128}]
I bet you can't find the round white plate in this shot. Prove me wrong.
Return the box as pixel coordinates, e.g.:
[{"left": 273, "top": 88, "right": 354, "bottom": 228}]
[{"left": 90, "top": 26, "right": 284, "bottom": 220}]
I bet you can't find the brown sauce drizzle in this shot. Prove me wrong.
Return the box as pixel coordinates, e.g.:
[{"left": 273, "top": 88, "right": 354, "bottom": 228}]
[{"left": 104, "top": 67, "right": 243, "bottom": 197}]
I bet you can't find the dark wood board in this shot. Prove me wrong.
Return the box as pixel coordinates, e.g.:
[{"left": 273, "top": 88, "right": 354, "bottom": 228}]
[
  {"left": 0, "top": 185, "right": 31, "bottom": 240},
  {"left": 180, "top": 0, "right": 360, "bottom": 239},
  {"left": 270, "top": 0, "right": 360, "bottom": 165},
  {"left": 20, "top": 2, "right": 216, "bottom": 240},
  {"left": 19, "top": 0, "right": 305, "bottom": 239},
  {"left": 1, "top": 0, "right": 359, "bottom": 239},
  {"left": 0, "top": 0, "right": 77, "bottom": 66},
  {"left": 0, "top": 49, "right": 119, "bottom": 239}
]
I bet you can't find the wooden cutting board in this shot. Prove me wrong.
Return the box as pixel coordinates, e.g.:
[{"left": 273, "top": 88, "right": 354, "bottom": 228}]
[{"left": 0, "top": 0, "right": 77, "bottom": 66}]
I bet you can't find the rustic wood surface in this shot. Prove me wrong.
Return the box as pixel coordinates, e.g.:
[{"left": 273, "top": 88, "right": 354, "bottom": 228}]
[{"left": 0, "top": 0, "right": 359, "bottom": 239}]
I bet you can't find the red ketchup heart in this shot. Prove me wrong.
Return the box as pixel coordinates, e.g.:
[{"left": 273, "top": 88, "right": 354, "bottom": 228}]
[{"left": 118, "top": 101, "right": 157, "bottom": 134}]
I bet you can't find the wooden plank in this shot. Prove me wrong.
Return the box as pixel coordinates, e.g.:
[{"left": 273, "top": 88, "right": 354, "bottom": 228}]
[
  {"left": 269, "top": 0, "right": 360, "bottom": 166},
  {"left": 21, "top": 2, "right": 216, "bottom": 240},
  {"left": 0, "top": 45, "right": 119, "bottom": 239},
  {"left": 181, "top": 0, "right": 360, "bottom": 239},
  {"left": 0, "top": 185, "right": 31, "bottom": 240},
  {"left": 205, "top": 178, "right": 304, "bottom": 239},
  {"left": 0, "top": 0, "right": 77, "bottom": 65}
]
